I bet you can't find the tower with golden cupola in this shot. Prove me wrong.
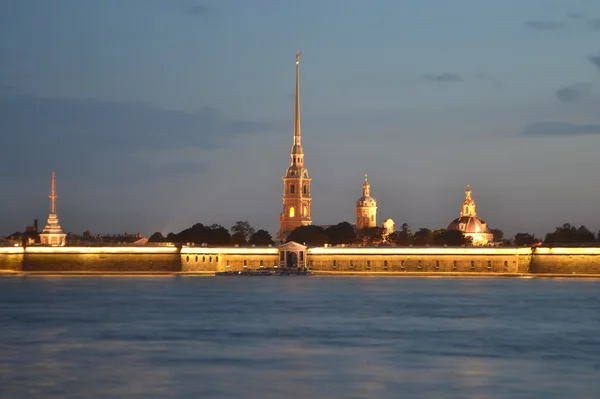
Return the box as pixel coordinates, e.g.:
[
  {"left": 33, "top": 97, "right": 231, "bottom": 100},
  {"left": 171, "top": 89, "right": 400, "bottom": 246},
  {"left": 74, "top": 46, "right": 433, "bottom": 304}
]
[{"left": 356, "top": 174, "right": 377, "bottom": 229}]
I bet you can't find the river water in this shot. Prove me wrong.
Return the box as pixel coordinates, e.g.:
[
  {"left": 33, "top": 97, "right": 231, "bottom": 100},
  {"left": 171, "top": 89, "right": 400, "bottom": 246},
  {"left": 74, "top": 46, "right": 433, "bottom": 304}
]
[{"left": 1, "top": 276, "right": 599, "bottom": 398}]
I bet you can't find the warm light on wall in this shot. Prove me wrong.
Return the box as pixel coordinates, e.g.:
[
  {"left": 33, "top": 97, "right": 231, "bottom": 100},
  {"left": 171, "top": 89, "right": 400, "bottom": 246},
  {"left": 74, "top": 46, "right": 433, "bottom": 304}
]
[
  {"left": 534, "top": 247, "right": 600, "bottom": 255},
  {"left": 181, "top": 246, "right": 279, "bottom": 255},
  {"left": 25, "top": 246, "right": 178, "bottom": 254},
  {"left": 0, "top": 247, "right": 25, "bottom": 254},
  {"left": 308, "top": 247, "right": 533, "bottom": 256}
]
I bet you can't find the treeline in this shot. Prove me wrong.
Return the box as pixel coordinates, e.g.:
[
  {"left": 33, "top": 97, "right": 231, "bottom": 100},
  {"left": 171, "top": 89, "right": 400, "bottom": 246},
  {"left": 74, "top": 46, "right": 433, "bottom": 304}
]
[
  {"left": 148, "top": 221, "right": 274, "bottom": 246},
  {"left": 288, "top": 222, "right": 473, "bottom": 247},
  {"left": 147, "top": 221, "right": 600, "bottom": 247}
]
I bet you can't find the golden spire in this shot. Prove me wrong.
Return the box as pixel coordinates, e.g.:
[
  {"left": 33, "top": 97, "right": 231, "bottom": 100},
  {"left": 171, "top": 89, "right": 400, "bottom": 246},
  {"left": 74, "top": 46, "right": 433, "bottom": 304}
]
[
  {"left": 363, "top": 173, "right": 371, "bottom": 197},
  {"left": 49, "top": 172, "right": 57, "bottom": 214},
  {"left": 460, "top": 184, "right": 477, "bottom": 217},
  {"left": 294, "top": 51, "right": 301, "bottom": 143}
]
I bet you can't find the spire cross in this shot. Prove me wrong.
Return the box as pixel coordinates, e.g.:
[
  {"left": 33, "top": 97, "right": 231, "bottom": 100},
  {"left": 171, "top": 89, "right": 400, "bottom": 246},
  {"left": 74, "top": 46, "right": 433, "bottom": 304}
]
[{"left": 49, "top": 172, "right": 57, "bottom": 214}]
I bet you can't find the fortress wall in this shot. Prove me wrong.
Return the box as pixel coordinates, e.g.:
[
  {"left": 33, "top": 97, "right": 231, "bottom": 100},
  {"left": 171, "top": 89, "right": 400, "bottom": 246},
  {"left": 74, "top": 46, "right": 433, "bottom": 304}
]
[
  {"left": 531, "top": 248, "right": 600, "bottom": 274},
  {"left": 181, "top": 246, "right": 279, "bottom": 272},
  {"left": 22, "top": 246, "right": 181, "bottom": 272},
  {"left": 307, "top": 247, "right": 532, "bottom": 273},
  {"left": 0, "top": 247, "right": 25, "bottom": 271}
]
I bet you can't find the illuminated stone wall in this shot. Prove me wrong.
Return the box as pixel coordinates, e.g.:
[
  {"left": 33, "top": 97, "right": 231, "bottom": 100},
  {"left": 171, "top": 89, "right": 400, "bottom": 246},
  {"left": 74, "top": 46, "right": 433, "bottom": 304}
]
[
  {"left": 3, "top": 245, "right": 600, "bottom": 275},
  {"left": 181, "top": 247, "right": 279, "bottom": 272},
  {"left": 307, "top": 247, "right": 532, "bottom": 273},
  {"left": 530, "top": 247, "right": 600, "bottom": 275},
  {"left": 0, "top": 247, "right": 25, "bottom": 271}
]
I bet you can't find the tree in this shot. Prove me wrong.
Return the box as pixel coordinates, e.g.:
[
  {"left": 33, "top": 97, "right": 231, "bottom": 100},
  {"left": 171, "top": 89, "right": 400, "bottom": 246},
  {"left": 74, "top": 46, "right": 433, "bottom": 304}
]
[
  {"left": 433, "top": 229, "right": 472, "bottom": 246},
  {"left": 230, "top": 232, "right": 247, "bottom": 246},
  {"left": 356, "top": 227, "right": 385, "bottom": 245},
  {"left": 230, "top": 221, "right": 255, "bottom": 244},
  {"left": 325, "top": 222, "right": 356, "bottom": 244},
  {"left": 514, "top": 233, "right": 537, "bottom": 246},
  {"left": 148, "top": 232, "right": 166, "bottom": 243},
  {"left": 288, "top": 225, "right": 328, "bottom": 246},
  {"left": 490, "top": 228, "right": 504, "bottom": 243},
  {"left": 412, "top": 228, "right": 434, "bottom": 246},
  {"left": 544, "top": 223, "right": 596, "bottom": 245},
  {"left": 249, "top": 229, "right": 274, "bottom": 246},
  {"left": 388, "top": 223, "right": 413, "bottom": 246}
]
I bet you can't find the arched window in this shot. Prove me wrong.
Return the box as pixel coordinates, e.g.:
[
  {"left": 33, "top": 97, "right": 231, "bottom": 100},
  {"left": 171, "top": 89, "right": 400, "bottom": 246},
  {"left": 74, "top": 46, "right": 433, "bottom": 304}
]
[
  {"left": 209, "top": 256, "right": 212, "bottom": 263},
  {"left": 303, "top": 207, "right": 307, "bottom": 217},
  {"left": 303, "top": 185, "right": 307, "bottom": 194},
  {"left": 290, "top": 185, "right": 295, "bottom": 194},
  {"left": 289, "top": 207, "right": 295, "bottom": 217},
  {"left": 203, "top": 256, "right": 205, "bottom": 263}
]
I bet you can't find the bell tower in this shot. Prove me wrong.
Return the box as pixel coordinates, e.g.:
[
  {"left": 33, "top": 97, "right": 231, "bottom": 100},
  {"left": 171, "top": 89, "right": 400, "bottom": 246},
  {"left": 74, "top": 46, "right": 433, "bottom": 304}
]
[
  {"left": 356, "top": 174, "right": 377, "bottom": 229},
  {"left": 279, "top": 52, "right": 312, "bottom": 239},
  {"left": 460, "top": 184, "right": 477, "bottom": 217}
]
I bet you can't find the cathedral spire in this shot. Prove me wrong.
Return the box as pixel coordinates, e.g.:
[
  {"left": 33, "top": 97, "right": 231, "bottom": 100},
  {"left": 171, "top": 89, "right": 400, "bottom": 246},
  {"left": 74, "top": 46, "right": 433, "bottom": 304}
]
[
  {"left": 49, "top": 172, "right": 57, "bottom": 214},
  {"left": 363, "top": 174, "right": 370, "bottom": 197},
  {"left": 294, "top": 51, "right": 301, "bottom": 145}
]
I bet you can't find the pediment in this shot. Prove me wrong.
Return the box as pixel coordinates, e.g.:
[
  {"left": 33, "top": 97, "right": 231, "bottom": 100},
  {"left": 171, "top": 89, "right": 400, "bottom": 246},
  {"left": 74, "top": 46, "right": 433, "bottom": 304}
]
[{"left": 279, "top": 241, "right": 307, "bottom": 251}]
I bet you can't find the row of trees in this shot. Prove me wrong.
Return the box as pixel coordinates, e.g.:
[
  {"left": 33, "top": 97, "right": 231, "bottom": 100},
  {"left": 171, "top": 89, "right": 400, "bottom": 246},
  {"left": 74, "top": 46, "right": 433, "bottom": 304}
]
[
  {"left": 147, "top": 221, "right": 600, "bottom": 247},
  {"left": 288, "top": 222, "right": 473, "bottom": 247},
  {"left": 148, "top": 221, "right": 274, "bottom": 246}
]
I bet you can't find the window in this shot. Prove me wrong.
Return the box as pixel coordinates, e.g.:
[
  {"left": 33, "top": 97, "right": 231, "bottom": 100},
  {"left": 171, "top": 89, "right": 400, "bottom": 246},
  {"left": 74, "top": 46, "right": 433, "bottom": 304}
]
[
  {"left": 290, "top": 184, "right": 295, "bottom": 194},
  {"left": 333, "top": 260, "right": 337, "bottom": 267},
  {"left": 436, "top": 260, "right": 440, "bottom": 268},
  {"left": 195, "top": 255, "right": 198, "bottom": 262},
  {"left": 299, "top": 252, "right": 304, "bottom": 261},
  {"left": 453, "top": 260, "right": 457, "bottom": 269},
  {"left": 371, "top": 215, "right": 374, "bottom": 222},
  {"left": 226, "top": 260, "right": 230, "bottom": 267},
  {"left": 209, "top": 256, "right": 212, "bottom": 263},
  {"left": 401, "top": 260, "right": 405, "bottom": 267},
  {"left": 350, "top": 260, "right": 354, "bottom": 268},
  {"left": 471, "top": 260, "right": 475, "bottom": 268},
  {"left": 186, "top": 256, "right": 189, "bottom": 262},
  {"left": 488, "top": 260, "right": 492, "bottom": 269},
  {"left": 418, "top": 260, "right": 422, "bottom": 269},
  {"left": 260, "top": 260, "right": 264, "bottom": 267},
  {"left": 216, "top": 256, "right": 218, "bottom": 262},
  {"left": 504, "top": 261, "right": 508, "bottom": 268},
  {"left": 303, "top": 185, "right": 307, "bottom": 194},
  {"left": 367, "top": 260, "right": 371, "bottom": 268},
  {"left": 303, "top": 207, "right": 307, "bottom": 217},
  {"left": 384, "top": 260, "right": 388, "bottom": 268},
  {"left": 243, "top": 260, "right": 247, "bottom": 266},
  {"left": 202, "top": 256, "right": 206, "bottom": 263},
  {"left": 289, "top": 207, "right": 295, "bottom": 217}
]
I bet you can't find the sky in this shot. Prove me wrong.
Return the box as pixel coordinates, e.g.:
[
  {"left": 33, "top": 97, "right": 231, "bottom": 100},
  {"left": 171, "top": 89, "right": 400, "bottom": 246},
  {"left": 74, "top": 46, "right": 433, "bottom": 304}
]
[{"left": 2, "top": 0, "right": 600, "bottom": 239}]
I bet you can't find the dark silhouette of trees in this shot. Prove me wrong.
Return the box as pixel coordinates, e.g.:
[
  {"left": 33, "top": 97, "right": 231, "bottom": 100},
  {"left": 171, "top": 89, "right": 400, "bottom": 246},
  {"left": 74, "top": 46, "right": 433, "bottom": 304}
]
[
  {"left": 433, "top": 229, "right": 472, "bottom": 246},
  {"left": 356, "top": 227, "right": 385, "bottom": 245},
  {"left": 249, "top": 229, "right": 274, "bottom": 246},
  {"left": 148, "top": 232, "right": 166, "bottom": 242},
  {"left": 544, "top": 223, "right": 596, "bottom": 245},
  {"left": 288, "top": 225, "right": 328, "bottom": 246},
  {"left": 230, "top": 221, "right": 255, "bottom": 244},
  {"left": 412, "top": 228, "right": 434, "bottom": 246},
  {"left": 514, "top": 233, "right": 537, "bottom": 246},
  {"left": 170, "top": 223, "right": 231, "bottom": 245},
  {"left": 324, "top": 222, "right": 356, "bottom": 244},
  {"left": 490, "top": 228, "right": 504, "bottom": 243},
  {"left": 388, "top": 223, "right": 413, "bottom": 246}
]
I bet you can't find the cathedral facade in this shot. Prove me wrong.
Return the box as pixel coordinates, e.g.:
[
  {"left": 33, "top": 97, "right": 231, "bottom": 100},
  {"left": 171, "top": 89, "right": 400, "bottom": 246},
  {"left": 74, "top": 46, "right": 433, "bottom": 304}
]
[{"left": 447, "top": 185, "right": 494, "bottom": 246}]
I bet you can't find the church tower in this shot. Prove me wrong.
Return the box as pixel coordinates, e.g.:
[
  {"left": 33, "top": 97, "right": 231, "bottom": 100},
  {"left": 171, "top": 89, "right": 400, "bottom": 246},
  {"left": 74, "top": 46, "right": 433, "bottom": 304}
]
[
  {"left": 356, "top": 174, "right": 377, "bottom": 229},
  {"left": 279, "top": 52, "right": 312, "bottom": 238},
  {"left": 40, "top": 172, "right": 67, "bottom": 246}
]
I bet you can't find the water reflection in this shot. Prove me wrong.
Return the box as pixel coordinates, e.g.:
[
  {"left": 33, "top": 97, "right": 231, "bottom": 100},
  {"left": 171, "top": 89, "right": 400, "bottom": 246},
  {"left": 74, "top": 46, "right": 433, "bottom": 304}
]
[{"left": 1, "top": 277, "right": 599, "bottom": 398}]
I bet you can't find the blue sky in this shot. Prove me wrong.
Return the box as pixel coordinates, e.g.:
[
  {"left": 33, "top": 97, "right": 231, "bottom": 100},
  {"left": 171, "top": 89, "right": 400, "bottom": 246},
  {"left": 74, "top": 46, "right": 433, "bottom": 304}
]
[{"left": 2, "top": 0, "right": 600, "bottom": 238}]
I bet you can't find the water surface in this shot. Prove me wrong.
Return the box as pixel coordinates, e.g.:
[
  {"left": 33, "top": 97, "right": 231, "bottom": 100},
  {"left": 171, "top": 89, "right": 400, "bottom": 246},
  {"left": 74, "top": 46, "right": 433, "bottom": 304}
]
[{"left": 1, "top": 277, "right": 599, "bottom": 398}]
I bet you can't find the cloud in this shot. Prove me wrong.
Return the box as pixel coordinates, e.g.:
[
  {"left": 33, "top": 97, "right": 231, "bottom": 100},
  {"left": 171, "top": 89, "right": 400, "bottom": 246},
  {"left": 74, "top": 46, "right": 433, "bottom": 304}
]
[
  {"left": 422, "top": 73, "right": 463, "bottom": 83},
  {"left": 588, "top": 19, "right": 600, "bottom": 30},
  {"left": 525, "top": 20, "right": 564, "bottom": 30},
  {"left": 589, "top": 52, "right": 600, "bottom": 70},
  {"left": 474, "top": 73, "right": 504, "bottom": 88},
  {"left": 188, "top": 4, "right": 208, "bottom": 17},
  {"left": 555, "top": 83, "right": 592, "bottom": 103},
  {"left": 0, "top": 94, "right": 272, "bottom": 182},
  {"left": 523, "top": 122, "right": 600, "bottom": 136}
]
